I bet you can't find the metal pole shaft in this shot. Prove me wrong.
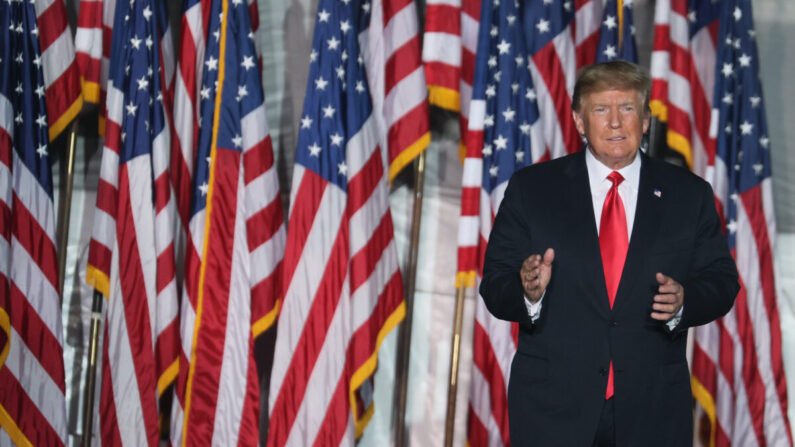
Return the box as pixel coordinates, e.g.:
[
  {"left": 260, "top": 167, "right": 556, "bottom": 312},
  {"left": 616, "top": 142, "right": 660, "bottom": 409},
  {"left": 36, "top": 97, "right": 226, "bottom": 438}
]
[
  {"left": 81, "top": 290, "right": 104, "bottom": 447},
  {"left": 56, "top": 119, "right": 79, "bottom": 298},
  {"left": 392, "top": 151, "right": 426, "bottom": 447},
  {"left": 443, "top": 284, "right": 467, "bottom": 447}
]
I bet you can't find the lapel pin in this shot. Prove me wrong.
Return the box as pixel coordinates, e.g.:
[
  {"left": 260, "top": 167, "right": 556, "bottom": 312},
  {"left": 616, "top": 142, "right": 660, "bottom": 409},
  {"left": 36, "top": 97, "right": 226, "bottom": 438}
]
[{"left": 653, "top": 188, "right": 662, "bottom": 198}]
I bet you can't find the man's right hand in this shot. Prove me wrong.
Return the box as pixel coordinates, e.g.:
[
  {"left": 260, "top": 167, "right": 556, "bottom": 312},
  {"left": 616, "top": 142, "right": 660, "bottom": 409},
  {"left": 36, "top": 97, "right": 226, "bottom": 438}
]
[{"left": 521, "top": 248, "right": 555, "bottom": 303}]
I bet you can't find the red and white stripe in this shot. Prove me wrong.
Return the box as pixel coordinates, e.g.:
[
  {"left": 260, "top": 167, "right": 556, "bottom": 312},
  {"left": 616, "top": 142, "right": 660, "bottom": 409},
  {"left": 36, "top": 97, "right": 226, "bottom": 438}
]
[
  {"left": 34, "top": 0, "right": 83, "bottom": 140},
  {"left": 0, "top": 96, "right": 67, "bottom": 447},
  {"left": 422, "top": 0, "right": 480, "bottom": 156},
  {"left": 74, "top": 0, "right": 116, "bottom": 109},
  {"left": 267, "top": 114, "right": 405, "bottom": 446},
  {"left": 649, "top": 0, "right": 717, "bottom": 175},
  {"left": 528, "top": 0, "right": 601, "bottom": 161},
  {"left": 360, "top": 0, "right": 430, "bottom": 181}
]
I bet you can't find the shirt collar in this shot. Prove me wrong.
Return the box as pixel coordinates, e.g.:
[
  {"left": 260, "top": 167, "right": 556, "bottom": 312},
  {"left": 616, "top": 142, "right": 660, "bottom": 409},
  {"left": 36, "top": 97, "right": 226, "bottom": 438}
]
[{"left": 585, "top": 148, "right": 641, "bottom": 193}]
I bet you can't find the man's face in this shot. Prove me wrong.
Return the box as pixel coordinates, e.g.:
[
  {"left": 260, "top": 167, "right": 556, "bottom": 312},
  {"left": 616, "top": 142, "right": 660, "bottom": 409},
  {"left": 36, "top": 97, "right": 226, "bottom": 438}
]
[{"left": 572, "top": 88, "right": 650, "bottom": 170}]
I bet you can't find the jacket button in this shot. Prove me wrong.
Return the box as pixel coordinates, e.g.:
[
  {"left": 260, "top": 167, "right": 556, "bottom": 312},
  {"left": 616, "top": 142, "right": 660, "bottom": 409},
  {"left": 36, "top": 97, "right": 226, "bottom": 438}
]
[
  {"left": 611, "top": 320, "right": 618, "bottom": 327},
  {"left": 599, "top": 368, "right": 608, "bottom": 376}
]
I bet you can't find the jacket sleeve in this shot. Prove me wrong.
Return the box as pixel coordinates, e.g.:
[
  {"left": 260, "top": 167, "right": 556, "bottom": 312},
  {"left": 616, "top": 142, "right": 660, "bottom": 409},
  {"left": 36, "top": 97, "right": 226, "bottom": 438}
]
[
  {"left": 479, "top": 175, "right": 536, "bottom": 326},
  {"left": 677, "top": 181, "right": 740, "bottom": 330}
]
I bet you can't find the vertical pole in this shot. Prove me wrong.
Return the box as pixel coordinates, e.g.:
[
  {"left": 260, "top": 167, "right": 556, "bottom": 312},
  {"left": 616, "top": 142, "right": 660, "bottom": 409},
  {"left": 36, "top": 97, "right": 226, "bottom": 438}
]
[
  {"left": 56, "top": 119, "right": 79, "bottom": 298},
  {"left": 443, "top": 284, "right": 467, "bottom": 447},
  {"left": 392, "top": 151, "right": 426, "bottom": 447},
  {"left": 81, "top": 290, "right": 104, "bottom": 447}
]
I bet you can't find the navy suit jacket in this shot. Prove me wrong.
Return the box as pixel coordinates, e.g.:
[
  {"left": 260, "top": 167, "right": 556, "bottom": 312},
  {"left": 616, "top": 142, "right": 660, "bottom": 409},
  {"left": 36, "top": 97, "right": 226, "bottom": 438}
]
[{"left": 480, "top": 150, "right": 739, "bottom": 446}]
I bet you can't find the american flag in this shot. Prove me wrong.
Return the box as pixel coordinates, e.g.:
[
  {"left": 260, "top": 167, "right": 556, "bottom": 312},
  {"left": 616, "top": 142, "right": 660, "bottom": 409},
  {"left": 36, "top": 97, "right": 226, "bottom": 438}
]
[
  {"left": 359, "top": 0, "right": 429, "bottom": 181},
  {"left": 168, "top": 0, "right": 284, "bottom": 444},
  {"left": 649, "top": 0, "right": 718, "bottom": 174},
  {"left": 524, "top": 0, "right": 601, "bottom": 161},
  {"left": 74, "top": 0, "right": 174, "bottom": 135},
  {"left": 0, "top": 0, "right": 73, "bottom": 444},
  {"left": 690, "top": 1, "right": 792, "bottom": 446},
  {"left": 267, "top": 0, "right": 405, "bottom": 445},
  {"left": 84, "top": 0, "right": 179, "bottom": 443},
  {"left": 422, "top": 0, "right": 480, "bottom": 158},
  {"left": 457, "top": 0, "right": 545, "bottom": 445},
  {"left": 595, "top": 0, "right": 637, "bottom": 63}
]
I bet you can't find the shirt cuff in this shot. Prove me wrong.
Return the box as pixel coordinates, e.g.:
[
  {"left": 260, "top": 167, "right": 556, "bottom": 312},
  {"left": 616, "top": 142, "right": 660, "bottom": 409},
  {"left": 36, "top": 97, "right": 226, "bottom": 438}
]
[
  {"left": 666, "top": 306, "right": 684, "bottom": 330},
  {"left": 524, "top": 292, "right": 544, "bottom": 322}
]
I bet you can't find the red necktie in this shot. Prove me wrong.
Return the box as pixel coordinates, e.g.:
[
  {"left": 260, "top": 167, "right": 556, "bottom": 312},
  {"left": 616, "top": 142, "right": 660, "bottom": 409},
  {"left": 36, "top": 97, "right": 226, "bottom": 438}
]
[{"left": 599, "top": 171, "right": 628, "bottom": 399}]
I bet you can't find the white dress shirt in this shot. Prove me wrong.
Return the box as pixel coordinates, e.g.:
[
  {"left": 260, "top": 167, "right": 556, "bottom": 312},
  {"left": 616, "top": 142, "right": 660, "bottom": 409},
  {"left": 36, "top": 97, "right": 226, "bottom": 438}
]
[{"left": 523, "top": 149, "right": 681, "bottom": 328}]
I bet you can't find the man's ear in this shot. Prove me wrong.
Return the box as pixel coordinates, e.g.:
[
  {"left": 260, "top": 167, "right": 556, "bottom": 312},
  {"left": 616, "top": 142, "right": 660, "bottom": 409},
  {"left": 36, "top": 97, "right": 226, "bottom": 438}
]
[
  {"left": 572, "top": 110, "right": 585, "bottom": 135},
  {"left": 642, "top": 111, "right": 651, "bottom": 134}
]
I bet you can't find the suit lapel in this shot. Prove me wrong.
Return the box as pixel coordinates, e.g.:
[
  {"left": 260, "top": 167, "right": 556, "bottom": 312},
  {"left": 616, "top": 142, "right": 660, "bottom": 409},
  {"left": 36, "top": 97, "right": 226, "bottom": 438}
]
[
  {"left": 613, "top": 153, "right": 662, "bottom": 314},
  {"left": 563, "top": 151, "right": 612, "bottom": 318}
]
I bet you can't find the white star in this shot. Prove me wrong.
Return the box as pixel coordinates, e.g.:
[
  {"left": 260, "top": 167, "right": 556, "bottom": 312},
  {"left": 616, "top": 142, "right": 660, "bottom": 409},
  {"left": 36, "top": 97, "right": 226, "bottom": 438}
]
[
  {"left": 213, "top": 29, "right": 220, "bottom": 41},
  {"left": 520, "top": 122, "right": 531, "bottom": 135},
  {"left": 15, "top": 52, "right": 23, "bottom": 63},
  {"left": 722, "top": 93, "right": 733, "bottom": 104},
  {"left": 740, "top": 121, "right": 753, "bottom": 135},
  {"left": 748, "top": 29, "right": 756, "bottom": 39},
  {"left": 32, "top": 55, "right": 41, "bottom": 68},
  {"left": 15, "top": 113, "right": 22, "bottom": 124},
  {"left": 36, "top": 114, "right": 47, "bottom": 127},
  {"left": 327, "top": 36, "right": 340, "bottom": 51},
  {"left": 497, "top": 39, "right": 511, "bottom": 55},
  {"left": 603, "top": 45, "right": 617, "bottom": 60},
  {"left": 493, "top": 71, "right": 501, "bottom": 82},
  {"left": 753, "top": 163, "right": 764, "bottom": 176},
  {"left": 730, "top": 193, "right": 739, "bottom": 203},
  {"left": 502, "top": 107, "right": 516, "bottom": 122},
  {"left": 308, "top": 142, "right": 322, "bottom": 157},
  {"left": 603, "top": 15, "right": 617, "bottom": 30},
  {"left": 733, "top": 6, "right": 742, "bottom": 21},
  {"left": 237, "top": 85, "right": 248, "bottom": 101},
  {"left": 35, "top": 85, "right": 44, "bottom": 98},
  {"left": 563, "top": 1, "right": 572, "bottom": 12},
  {"left": 338, "top": 161, "right": 348, "bottom": 176},
  {"left": 30, "top": 25, "right": 38, "bottom": 36},
  {"left": 323, "top": 104, "right": 336, "bottom": 118},
  {"left": 206, "top": 56, "right": 219, "bottom": 71},
  {"left": 340, "top": 20, "right": 351, "bottom": 33},
  {"left": 515, "top": 151, "right": 525, "bottom": 162},
  {"left": 688, "top": 10, "right": 697, "bottom": 23},
  {"left": 310, "top": 49, "right": 318, "bottom": 62},
  {"left": 301, "top": 115, "right": 313, "bottom": 129},
  {"left": 507, "top": 14, "right": 516, "bottom": 25},
  {"left": 738, "top": 53, "right": 751, "bottom": 67},
  {"left": 362, "top": 2, "right": 370, "bottom": 13},
  {"left": 315, "top": 76, "right": 328, "bottom": 90},
  {"left": 137, "top": 76, "right": 149, "bottom": 91},
  {"left": 241, "top": 55, "right": 255, "bottom": 71},
  {"left": 15, "top": 83, "right": 22, "bottom": 94},
  {"left": 355, "top": 81, "right": 365, "bottom": 93},
  {"left": 485, "top": 84, "right": 496, "bottom": 98},
  {"left": 515, "top": 55, "right": 524, "bottom": 66},
  {"left": 489, "top": 165, "right": 499, "bottom": 177},
  {"left": 121, "top": 131, "right": 127, "bottom": 142},
  {"left": 726, "top": 219, "right": 737, "bottom": 234},
  {"left": 201, "top": 87, "right": 211, "bottom": 99},
  {"left": 145, "top": 35, "right": 153, "bottom": 49},
  {"left": 36, "top": 144, "right": 47, "bottom": 158},
  {"left": 542, "top": 0, "right": 553, "bottom": 4},
  {"left": 232, "top": 0, "right": 242, "bottom": 4},
  {"left": 494, "top": 134, "right": 508, "bottom": 150},
  {"left": 490, "top": 26, "right": 498, "bottom": 37},
  {"left": 142, "top": 5, "right": 152, "bottom": 20},
  {"left": 199, "top": 182, "right": 209, "bottom": 196},
  {"left": 318, "top": 9, "right": 330, "bottom": 22},
  {"left": 536, "top": 19, "right": 550, "bottom": 34},
  {"left": 488, "top": 56, "right": 497, "bottom": 68},
  {"left": 336, "top": 65, "right": 345, "bottom": 79},
  {"left": 725, "top": 125, "right": 732, "bottom": 134},
  {"left": 342, "top": 50, "right": 348, "bottom": 61},
  {"left": 126, "top": 101, "right": 137, "bottom": 117},
  {"left": 130, "top": 35, "right": 142, "bottom": 49},
  {"left": 721, "top": 63, "right": 733, "bottom": 77},
  {"left": 482, "top": 144, "right": 493, "bottom": 156},
  {"left": 232, "top": 134, "right": 242, "bottom": 148},
  {"left": 511, "top": 83, "right": 519, "bottom": 94},
  {"left": 484, "top": 114, "right": 495, "bottom": 127},
  {"left": 330, "top": 133, "right": 344, "bottom": 146},
  {"left": 759, "top": 136, "right": 769, "bottom": 148},
  {"left": 526, "top": 88, "right": 537, "bottom": 101},
  {"left": 749, "top": 96, "right": 761, "bottom": 108},
  {"left": 14, "top": 22, "right": 22, "bottom": 33}
]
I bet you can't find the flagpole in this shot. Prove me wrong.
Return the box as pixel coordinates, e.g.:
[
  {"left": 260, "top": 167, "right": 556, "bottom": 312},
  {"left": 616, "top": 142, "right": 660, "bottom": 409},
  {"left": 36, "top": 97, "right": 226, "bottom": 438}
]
[
  {"left": 444, "top": 282, "right": 467, "bottom": 447},
  {"left": 81, "top": 289, "right": 104, "bottom": 447},
  {"left": 56, "top": 119, "right": 79, "bottom": 298},
  {"left": 392, "top": 150, "right": 426, "bottom": 447}
]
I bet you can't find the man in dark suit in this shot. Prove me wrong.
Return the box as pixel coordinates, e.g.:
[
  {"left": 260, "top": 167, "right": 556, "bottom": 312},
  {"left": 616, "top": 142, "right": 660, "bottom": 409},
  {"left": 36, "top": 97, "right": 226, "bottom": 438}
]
[{"left": 479, "top": 61, "right": 739, "bottom": 446}]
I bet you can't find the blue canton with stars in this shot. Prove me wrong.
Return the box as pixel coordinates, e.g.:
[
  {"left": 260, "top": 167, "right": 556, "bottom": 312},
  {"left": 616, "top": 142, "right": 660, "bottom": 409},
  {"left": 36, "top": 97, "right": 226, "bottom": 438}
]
[
  {"left": 595, "top": 0, "right": 637, "bottom": 63},
  {"left": 190, "top": 0, "right": 266, "bottom": 218},
  {"left": 296, "top": 0, "right": 375, "bottom": 192},
  {"left": 108, "top": 0, "right": 169, "bottom": 166},
  {"left": 713, "top": 0, "right": 771, "bottom": 249},
  {"left": 473, "top": 0, "right": 540, "bottom": 193},
  {"left": 688, "top": 0, "right": 721, "bottom": 38},
  {"left": 523, "top": 0, "right": 575, "bottom": 55},
  {"left": 1, "top": 0, "right": 53, "bottom": 196}
]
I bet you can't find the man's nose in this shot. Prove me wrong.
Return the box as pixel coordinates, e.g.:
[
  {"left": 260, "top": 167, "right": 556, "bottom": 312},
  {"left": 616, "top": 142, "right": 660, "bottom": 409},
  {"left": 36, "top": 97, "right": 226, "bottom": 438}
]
[{"left": 608, "top": 108, "right": 621, "bottom": 128}]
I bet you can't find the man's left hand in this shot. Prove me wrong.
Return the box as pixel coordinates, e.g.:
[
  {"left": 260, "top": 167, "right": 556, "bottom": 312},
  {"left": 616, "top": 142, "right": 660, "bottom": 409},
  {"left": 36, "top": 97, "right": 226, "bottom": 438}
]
[{"left": 651, "top": 273, "right": 684, "bottom": 321}]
